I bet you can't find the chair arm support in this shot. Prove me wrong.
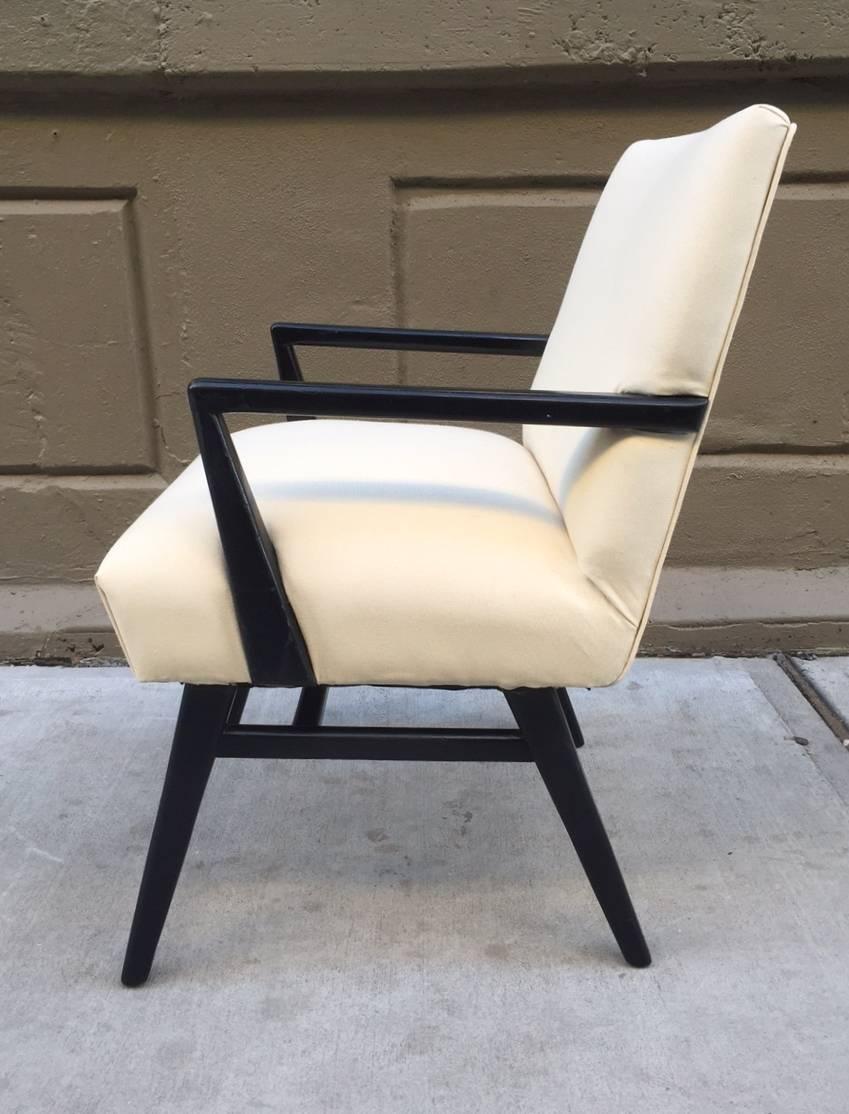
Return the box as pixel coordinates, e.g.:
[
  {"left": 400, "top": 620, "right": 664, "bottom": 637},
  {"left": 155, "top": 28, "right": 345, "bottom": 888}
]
[
  {"left": 186, "top": 377, "right": 708, "bottom": 686},
  {"left": 270, "top": 322, "right": 549, "bottom": 360},
  {"left": 189, "top": 379, "right": 709, "bottom": 435}
]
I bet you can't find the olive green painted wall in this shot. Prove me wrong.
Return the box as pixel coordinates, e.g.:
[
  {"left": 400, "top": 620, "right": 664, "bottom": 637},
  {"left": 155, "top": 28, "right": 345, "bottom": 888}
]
[{"left": 2, "top": 3, "right": 849, "bottom": 658}]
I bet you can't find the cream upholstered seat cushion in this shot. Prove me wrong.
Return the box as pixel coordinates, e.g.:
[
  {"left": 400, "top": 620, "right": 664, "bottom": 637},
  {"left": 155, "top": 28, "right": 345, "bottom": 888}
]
[
  {"left": 96, "top": 104, "right": 796, "bottom": 688},
  {"left": 96, "top": 418, "right": 635, "bottom": 687}
]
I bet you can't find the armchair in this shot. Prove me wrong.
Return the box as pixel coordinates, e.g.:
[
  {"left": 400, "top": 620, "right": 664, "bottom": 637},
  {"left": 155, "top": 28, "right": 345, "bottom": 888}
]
[{"left": 95, "top": 104, "right": 796, "bottom": 985}]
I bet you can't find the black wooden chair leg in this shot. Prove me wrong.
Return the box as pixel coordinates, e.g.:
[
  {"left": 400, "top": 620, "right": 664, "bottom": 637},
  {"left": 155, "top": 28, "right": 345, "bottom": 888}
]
[
  {"left": 505, "top": 687, "right": 651, "bottom": 968},
  {"left": 121, "top": 684, "right": 234, "bottom": 987},
  {"left": 292, "top": 684, "right": 329, "bottom": 729},
  {"left": 227, "top": 684, "right": 251, "bottom": 725},
  {"left": 557, "top": 687, "right": 585, "bottom": 748}
]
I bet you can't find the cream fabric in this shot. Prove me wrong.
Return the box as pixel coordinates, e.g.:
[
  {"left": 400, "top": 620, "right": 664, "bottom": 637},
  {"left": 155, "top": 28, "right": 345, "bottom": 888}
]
[
  {"left": 525, "top": 104, "right": 795, "bottom": 666},
  {"left": 96, "top": 419, "right": 635, "bottom": 686},
  {"left": 96, "top": 105, "right": 794, "bottom": 687}
]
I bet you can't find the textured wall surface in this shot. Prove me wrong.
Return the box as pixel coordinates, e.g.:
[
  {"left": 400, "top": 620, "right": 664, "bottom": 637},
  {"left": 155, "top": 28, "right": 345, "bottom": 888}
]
[
  {"left": 2, "top": 1, "right": 848, "bottom": 83},
  {"left": 2, "top": 2, "right": 849, "bottom": 659}
]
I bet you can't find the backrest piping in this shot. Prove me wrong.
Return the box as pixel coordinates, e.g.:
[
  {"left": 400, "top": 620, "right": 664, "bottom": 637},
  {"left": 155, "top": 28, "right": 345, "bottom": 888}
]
[{"left": 609, "top": 118, "right": 797, "bottom": 678}]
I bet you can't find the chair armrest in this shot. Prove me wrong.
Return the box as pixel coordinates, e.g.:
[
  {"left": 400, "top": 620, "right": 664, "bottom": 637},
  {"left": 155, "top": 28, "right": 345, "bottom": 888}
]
[
  {"left": 187, "top": 377, "right": 708, "bottom": 687},
  {"left": 190, "top": 378, "right": 708, "bottom": 435},
  {"left": 270, "top": 322, "right": 548, "bottom": 380}
]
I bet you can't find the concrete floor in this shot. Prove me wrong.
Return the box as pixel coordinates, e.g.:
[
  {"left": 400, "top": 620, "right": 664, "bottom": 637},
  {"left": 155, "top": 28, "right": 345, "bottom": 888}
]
[{"left": 1, "top": 660, "right": 849, "bottom": 1113}]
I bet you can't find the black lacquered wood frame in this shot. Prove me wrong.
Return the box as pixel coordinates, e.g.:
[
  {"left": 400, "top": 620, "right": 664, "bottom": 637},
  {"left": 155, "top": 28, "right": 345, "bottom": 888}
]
[
  {"left": 122, "top": 323, "right": 709, "bottom": 985},
  {"left": 270, "top": 321, "right": 550, "bottom": 380},
  {"left": 189, "top": 323, "right": 708, "bottom": 687}
]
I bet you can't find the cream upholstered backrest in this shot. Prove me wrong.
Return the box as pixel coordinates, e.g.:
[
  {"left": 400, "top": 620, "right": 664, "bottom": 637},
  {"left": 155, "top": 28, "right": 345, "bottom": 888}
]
[{"left": 524, "top": 105, "right": 795, "bottom": 668}]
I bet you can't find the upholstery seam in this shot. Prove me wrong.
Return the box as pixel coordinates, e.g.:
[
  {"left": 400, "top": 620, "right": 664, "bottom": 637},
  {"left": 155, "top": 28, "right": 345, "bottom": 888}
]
[{"left": 93, "top": 576, "right": 135, "bottom": 671}]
